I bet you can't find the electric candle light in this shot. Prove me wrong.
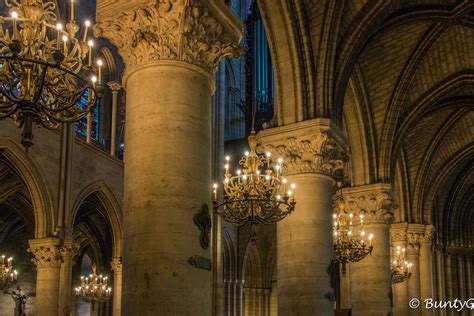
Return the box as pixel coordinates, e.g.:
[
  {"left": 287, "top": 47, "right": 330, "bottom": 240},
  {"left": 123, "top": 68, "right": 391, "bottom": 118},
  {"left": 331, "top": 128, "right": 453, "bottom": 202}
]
[
  {"left": 62, "top": 35, "right": 68, "bottom": 54},
  {"left": 11, "top": 11, "right": 18, "bottom": 40},
  {"left": 83, "top": 20, "right": 91, "bottom": 42},
  {"left": 88, "top": 40, "right": 94, "bottom": 66},
  {"left": 97, "top": 59, "right": 103, "bottom": 84},
  {"left": 56, "top": 23, "right": 63, "bottom": 50}
]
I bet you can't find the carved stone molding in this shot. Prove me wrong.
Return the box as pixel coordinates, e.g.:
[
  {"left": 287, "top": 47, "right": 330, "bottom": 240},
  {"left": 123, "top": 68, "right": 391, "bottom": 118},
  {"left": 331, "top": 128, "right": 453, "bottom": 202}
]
[
  {"left": 342, "top": 184, "right": 397, "bottom": 224},
  {"left": 111, "top": 258, "right": 123, "bottom": 274},
  {"left": 93, "top": 0, "right": 242, "bottom": 75},
  {"left": 28, "top": 238, "right": 62, "bottom": 269},
  {"left": 258, "top": 119, "right": 348, "bottom": 178}
]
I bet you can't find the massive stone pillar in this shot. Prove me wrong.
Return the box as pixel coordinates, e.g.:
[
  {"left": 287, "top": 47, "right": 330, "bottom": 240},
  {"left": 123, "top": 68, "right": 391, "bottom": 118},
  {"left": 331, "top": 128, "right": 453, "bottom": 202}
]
[
  {"left": 94, "top": 2, "right": 242, "bottom": 314},
  {"left": 111, "top": 258, "right": 123, "bottom": 316},
  {"left": 345, "top": 184, "right": 396, "bottom": 316},
  {"left": 259, "top": 119, "right": 347, "bottom": 315},
  {"left": 419, "top": 225, "right": 434, "bottom": 316},
  {"left": 28, "top": 238, "right": 62, "bottom": 316},
  {"left": 391, "top": 223, "right": 409, "bottom": 316}
]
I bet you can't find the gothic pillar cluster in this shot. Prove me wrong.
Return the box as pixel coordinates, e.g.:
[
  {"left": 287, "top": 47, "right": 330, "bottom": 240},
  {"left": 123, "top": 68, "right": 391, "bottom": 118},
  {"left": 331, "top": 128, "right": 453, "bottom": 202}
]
[
  {"left": 390, "top": 223, "right": 434, "bottom": 316},
  {"left": 94, "top": 1, "right": 242, "bottom": 314},
  {"left": 343, "top": 184, "right": 396, "bottom": 316},
  {"left": 259, "top": 118, "right": 348, "bottom": 315}
]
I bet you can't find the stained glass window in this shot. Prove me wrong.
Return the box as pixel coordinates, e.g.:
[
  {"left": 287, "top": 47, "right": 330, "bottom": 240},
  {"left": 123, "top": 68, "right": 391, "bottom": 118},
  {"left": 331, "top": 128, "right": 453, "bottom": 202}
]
[{"left": 75, "top": 90, "right": 99, "bottom": 142}]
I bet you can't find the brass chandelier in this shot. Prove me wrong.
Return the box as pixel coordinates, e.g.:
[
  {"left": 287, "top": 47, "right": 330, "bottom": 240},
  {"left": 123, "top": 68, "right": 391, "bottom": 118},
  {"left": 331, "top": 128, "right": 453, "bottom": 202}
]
[
  {"left": 0, "top": 0, "right": 103, "bottom": 150},
  {"left": 75, "top": 264, "right": 112, "bottom": 302},
  {"left": 333, "top": 192, "right": 373, "bottom": 273},
  {"left": 391, "top": 246, "right": 412, "bottom": 284},
  {"left": 212, "top": 131, "right": 296, "bottom": 237},
  {"left": 0, "top": 254, "right": 18, "bottom": 289}
]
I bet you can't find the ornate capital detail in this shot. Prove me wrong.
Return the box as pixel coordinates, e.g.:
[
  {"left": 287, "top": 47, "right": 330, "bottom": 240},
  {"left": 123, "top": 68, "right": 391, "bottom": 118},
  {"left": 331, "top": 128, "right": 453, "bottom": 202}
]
[
  {"left": 390, "top": 222, "right": 408, "bottom": 242},
  {"left": 258, "top": 119, "right": 348, "bottom": 178},
  {"left": 28, "top": 238, "right": 62, "bottom": 269},
  {"left": 107, "top": 81, "right": 122, "bottom": 92},
  {"left": 407, "top": 242, "right": 421, "bottom": 255},
  {"left": 421, "top": 224, "right": 435, "bottom": 243},
  {"left": 93, "top": 0, "right": 242, "bottom": 74},
  {"left": 343, "top": 184, "right": 397, "bottom": 224},
  {"left": 111, "top": 258, "right": 123, "bottom": 274},
  {"left": 59, "top": 241, "right": 80, "bottom": 260}
]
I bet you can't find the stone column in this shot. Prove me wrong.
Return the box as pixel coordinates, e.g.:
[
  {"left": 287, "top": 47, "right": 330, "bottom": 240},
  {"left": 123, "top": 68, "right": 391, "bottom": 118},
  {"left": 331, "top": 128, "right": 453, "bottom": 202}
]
[
  {"left": 107, "top": 81, "right": 122, "bottom": 157},
  {"left": 434, "top": 246, "right": 446, "bottom": 316},
  {"left": 259, "top": 118, "right": 348, "bottom": 316},
  {"left": 445, "top": 252, "right": 454, "bottom": 316},
  {"left": 59, "top": 241, "right": 79, "bottom": 316},
  {"left": 111, "top": 258, "right": 122, "bottom": 316},
  {"left": 391, "top": 223, "right": 409, "bottom": 316},
  {"left": 345, "top": 184, "right": 396, "bottom": 316},
  {"left": 419, "top": 225, "right": 434, "bottom": 316},
  {"left": 94, "top": 1, "right": 242, "bottom": 315},
  {"left": 28, "top": 238, "right": 62, "bottom": 316},
  {"left": 407, "top": 225, "right": 423, "bottom": 316},
  {"left": 466, "top": 253, "right": 472, "bottom": 299}
]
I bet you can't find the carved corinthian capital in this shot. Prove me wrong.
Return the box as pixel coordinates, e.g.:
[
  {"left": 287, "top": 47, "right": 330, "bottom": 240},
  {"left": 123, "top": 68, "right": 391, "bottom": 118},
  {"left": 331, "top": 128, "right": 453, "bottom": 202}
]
[
  {"left": 257, "top": 119, "right": 348, "bottom": 177},
  {"left": 28, "top": 238, "right": 62, "bottom": 269},
  {"left": 93, "top": 0, "right": 243, "bottom": 74},
  {"left": 342, "top": 183, "right": 397, "bottom": 224}
]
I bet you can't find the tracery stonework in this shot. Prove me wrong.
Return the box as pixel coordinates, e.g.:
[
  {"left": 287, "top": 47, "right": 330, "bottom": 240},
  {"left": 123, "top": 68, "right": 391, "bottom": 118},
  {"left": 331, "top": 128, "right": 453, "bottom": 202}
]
[
  {"left": 93, "top": 0, "right": 242, "bottom": 74},
  {"left": 28, "top": 239, "right": 62, "bottom": 269},
  {"left": 258, "top": 119, "right": 347, "bottom": 177},
  {"left": 342, "top": 184, "right": 397, "bottom": 224}
]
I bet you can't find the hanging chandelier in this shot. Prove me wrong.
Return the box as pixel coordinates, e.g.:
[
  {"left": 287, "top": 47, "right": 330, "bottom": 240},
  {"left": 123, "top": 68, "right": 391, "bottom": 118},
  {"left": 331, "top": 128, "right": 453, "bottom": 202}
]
[
  {"left": 0, "top": 0, "right": 103, "bottom": 150},
  {"left": 0, "top": 254, "right": 18, "bottom": 289},
  {"left": 212, "top": 131, "right": 296, "bottom": 238},
  {"left": 333, "top": 192, "right": 373, "bottom": 273},
  {"left": 391, "top": 246, "right": 412, "bottom": 284},
  {"left": 75, "top": 264, "right": 112, "bottom": 302}
]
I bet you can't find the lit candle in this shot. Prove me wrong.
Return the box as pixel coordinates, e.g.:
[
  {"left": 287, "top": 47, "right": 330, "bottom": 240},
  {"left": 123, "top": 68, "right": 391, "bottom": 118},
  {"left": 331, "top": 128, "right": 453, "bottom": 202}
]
[
  {"left": 11, "top": 11, "right": 18, "bottom": 40},
  {"left": 70, "top": 0, "right": 75, "bottom": 22},
  {"left": 290, "top": 183, "right": 296, "bottom": 199},
  {"left": 368, "top": 234, "right": 373, "bottom": 246},
  {"left": 83, "top": 20, "right": 91, "bottom": 42},
  {"left": 1, "top": 255, "right": 5, "bottom": 266},
  {"left": 282, "top": 178, "right": 287, "bottom": 193},
  {"left": 88, "top": 40, "right": 94, "bottom": 66},
  {"left": 266, "top": 152, "right": 271, "bottom": 168},
  {"left": 56, "top": 23, "right": 63, "bottom": 50},
  {"left": 62, "top": 35, "right": 68, "bottom": 54},
  {"left": 97, "top": 59, "right": 103, "bottom": 84}
]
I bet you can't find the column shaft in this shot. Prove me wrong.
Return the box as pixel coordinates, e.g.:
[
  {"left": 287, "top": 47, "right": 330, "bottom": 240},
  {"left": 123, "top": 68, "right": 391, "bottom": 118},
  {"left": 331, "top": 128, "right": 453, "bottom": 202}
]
[
  {"left": 350, "top": 222, "right": 392, "bottom": 315},
  {"left": 278, "top": 174, "right": 335, "bottom": 315},
  {"left": 122, "top": 63, "right": 213, "bottom": 315},
  {"left": 419, "top": 242, "right": 434, "bottom": 316},
  {"left": 392, "top": 240, "right": 409, "bottom": 316},
  {"left": 408, "top": 248, "right": 421, "bottom": 316}
]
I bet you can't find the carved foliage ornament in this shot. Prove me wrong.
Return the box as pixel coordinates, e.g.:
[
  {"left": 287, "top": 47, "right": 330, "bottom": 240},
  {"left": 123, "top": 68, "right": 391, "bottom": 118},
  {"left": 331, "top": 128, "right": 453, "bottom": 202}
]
[
  {"left": 27, "top": 245, "right": 62, "bottom": 268},
  {"left": 93, "top": 0, "right": 242, "bottom": 73},
  {"left": 344, "top": 192, "right": 397, "bottom": 224},
  {"left": 261, "top": 132, "right": 347, "bottom": 177}
]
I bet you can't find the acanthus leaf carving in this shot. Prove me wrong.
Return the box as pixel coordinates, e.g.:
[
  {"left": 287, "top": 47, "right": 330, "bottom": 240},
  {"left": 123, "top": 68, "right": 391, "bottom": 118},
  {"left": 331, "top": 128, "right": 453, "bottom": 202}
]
[
  {"left": 93, "top": 0, "right": 242, "bottom": 74},
  {"left": 260, "top": 132, "right": 347, "bottom": 178},
  {"left": 343, "top": 186, "right": 397, "bottom": 224},
  {"left": 28, "top": 242, "right": 62, "bottom": 269}
]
